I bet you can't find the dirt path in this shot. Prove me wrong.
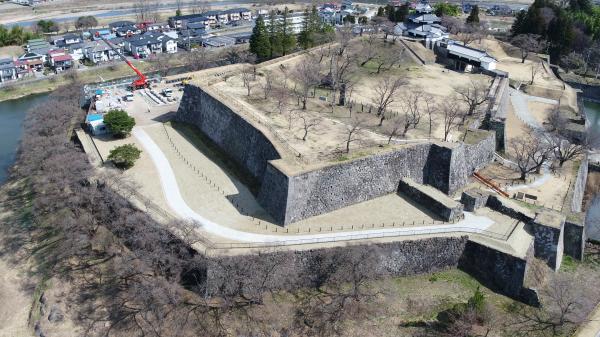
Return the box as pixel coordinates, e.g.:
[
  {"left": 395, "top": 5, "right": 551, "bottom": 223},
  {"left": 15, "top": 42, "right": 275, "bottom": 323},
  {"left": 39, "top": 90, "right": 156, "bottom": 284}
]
[{"left": 0, "top": 254, "right": 32, "bottom": 337}]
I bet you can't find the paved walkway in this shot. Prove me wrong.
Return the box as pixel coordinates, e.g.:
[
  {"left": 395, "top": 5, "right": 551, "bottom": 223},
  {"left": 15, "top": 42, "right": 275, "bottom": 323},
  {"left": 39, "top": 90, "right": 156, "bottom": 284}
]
[
  {"left": 133, "top": 127, "right": 497, "bottom": 244},
  {"left": 509, "top": 88, "right": 558, "bottom": 131}
]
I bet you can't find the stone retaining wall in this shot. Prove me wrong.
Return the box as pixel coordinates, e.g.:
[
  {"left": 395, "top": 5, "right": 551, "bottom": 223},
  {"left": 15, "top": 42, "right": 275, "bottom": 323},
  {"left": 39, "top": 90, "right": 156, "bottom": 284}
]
[
  {"left": 530, "top": 211, "right": 565, "bottom": 271},
  {"left": 177, "top": 84, "right": 496, "bottom": 225},
  {"left": 398, "top": 178, "right": 463, "bottom": 221},
  {"left": 205, "top": 236, "right": 469, "bottom": 296},
  {"left": 458, "top": 240, "right": 539, "bottom": 305},
  {"left": 564, "top": 221, "right": 585, "bottom": 261},
  {"left": 572, "top": 158, "right": 589, "bottom": 213},
  {"left": 176, "top": 84, "right": 282, "bottom": 182}
]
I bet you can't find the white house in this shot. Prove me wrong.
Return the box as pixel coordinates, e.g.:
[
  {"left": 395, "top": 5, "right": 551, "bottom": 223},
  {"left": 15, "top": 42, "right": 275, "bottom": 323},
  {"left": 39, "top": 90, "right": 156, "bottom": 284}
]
[{"left": 445, "top": 42, "right": 498, "bottom": 71}]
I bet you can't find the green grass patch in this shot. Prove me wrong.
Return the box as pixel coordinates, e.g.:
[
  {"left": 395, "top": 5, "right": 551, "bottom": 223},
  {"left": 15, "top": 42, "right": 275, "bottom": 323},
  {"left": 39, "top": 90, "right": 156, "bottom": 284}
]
[
  {"left": 560, "top": 255, "right": 579, "bottom": 272},
  {"left": 168, "top": 121, "right": 261, "bottom": 194}
]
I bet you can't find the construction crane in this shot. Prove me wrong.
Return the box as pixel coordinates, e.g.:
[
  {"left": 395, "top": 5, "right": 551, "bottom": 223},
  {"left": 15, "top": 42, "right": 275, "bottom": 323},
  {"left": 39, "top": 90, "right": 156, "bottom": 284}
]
[{"left": 99, "top": 36, "right": 149, "bottom": 90}]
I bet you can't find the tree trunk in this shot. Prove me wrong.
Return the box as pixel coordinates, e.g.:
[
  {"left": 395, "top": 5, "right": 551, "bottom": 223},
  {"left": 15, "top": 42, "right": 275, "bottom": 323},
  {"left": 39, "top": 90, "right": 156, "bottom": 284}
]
[
  {"left": 520, "top": 171, "right": 527, "bottom": 180},
  {"left": 379, "top": 115, "right": 385, "bottom": 126}
]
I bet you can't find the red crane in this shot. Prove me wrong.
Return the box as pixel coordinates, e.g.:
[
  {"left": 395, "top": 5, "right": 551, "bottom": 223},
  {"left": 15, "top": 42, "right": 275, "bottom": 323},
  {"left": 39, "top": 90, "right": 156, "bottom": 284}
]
[{"left": 99, "top": 36, "right": 149, "bottom": 90}]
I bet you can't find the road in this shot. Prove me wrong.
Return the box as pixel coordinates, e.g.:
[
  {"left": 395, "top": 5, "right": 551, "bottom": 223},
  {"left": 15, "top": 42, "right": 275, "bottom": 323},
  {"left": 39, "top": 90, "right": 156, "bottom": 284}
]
[{"left": 133, "top": 127, "right": 497, "bottom": 244}]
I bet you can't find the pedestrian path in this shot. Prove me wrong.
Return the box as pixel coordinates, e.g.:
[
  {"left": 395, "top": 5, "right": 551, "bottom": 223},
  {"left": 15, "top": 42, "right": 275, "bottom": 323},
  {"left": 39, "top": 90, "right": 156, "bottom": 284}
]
[
  {"left": 509, "top": 88, "right": 558, "bottom": 131},
  {"left": 133, "top": 127, "right": 498, "bottom": 244}
]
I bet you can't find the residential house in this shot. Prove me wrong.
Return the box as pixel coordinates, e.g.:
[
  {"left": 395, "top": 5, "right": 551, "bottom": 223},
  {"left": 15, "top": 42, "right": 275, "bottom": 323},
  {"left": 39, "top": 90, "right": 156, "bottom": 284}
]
[
  {"left": 169, "top": 14, "right": 211, "bottom": 29},
  {"left": 48, "top": 49, "right": 73, "bottom": 72},
  {"left": 203, "top": 10, "right": 229, "bottom": 26},
  {"left": 83, "top": 40, "right": 123, "bottom": 64},
  {"left": 265, "top": 12, "right": 306, "bottom": 34},
  {"left": 17, "top": 52, "right": 45, "bottom": 71},
  {"left": 224, "top": 8, "right": 252, "bottom": 22},
  {"left": 67, "top": 43, "right": 85, "bottom": 61},
  {"left": 125, "top": 32, "right": 176, "bottom": 58},
  {"left": 109, "top": 21, "right": 136, "bottom": 31},
  {"left": 145, "top": 22, "right": 170, "bottom": 32},
  {"left": 88, "top": 29, "right": 116, "bottom": 41},
  {"left": 115, "top": 25, "right": 142, "bottom": 37},
  {"left": 0, "top": 58, "right": 17, "bottom": 82},
  {"left": 177, "top": 30, "right": 207, "bottom": 50},
  {"left": 26, "top": 38, "right": 51, "bottom": 62}
]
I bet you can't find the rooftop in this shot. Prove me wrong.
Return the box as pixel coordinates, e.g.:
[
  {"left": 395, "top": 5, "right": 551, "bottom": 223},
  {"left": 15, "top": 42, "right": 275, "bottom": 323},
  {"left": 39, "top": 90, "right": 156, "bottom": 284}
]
[{"left": 447, "top": 43, "right": 498, "bottom": 63}]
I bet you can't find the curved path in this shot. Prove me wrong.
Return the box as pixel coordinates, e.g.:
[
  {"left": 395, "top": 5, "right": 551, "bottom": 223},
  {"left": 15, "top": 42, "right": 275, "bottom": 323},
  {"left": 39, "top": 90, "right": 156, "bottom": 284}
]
[{"left": 133, "top": 127, "right": 496, "bottom": 244}]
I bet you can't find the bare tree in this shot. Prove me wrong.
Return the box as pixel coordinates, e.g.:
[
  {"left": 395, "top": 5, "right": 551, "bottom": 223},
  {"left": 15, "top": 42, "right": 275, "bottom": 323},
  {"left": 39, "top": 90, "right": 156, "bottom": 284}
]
[
  {"left": 423, "top": 94, "right": 435, "bottom": 139},
  {"left": 273, "top": 87, "right": 290, "bottom": 115},
  {"left": 292, "top": 57, "right": 321, "bottom": 110},
  {"left": 372, "top": 77, "right": 405, "bottom": 125},
  {"left": 345, "top": 115, "right": 367, "bottom": 153},
  {"left": 399, "top": 88, "right": 424, "bottom": 135},
  {"left": 299, "top": 115, "right": 321, "bottom": 141},
  {"left": 262, "top": 71, "right": 274, "bottom": 99},
  {"left": 336, "top": 25, "right": 354, "bottom": 56},
  {"left": 359, "top": 32, "right": 380, "bottom": 66},
  {"left": 241, "top": 67, "right": 255, "bottom": 96},
  {"left": 371, "top": 45, "right": 405, "bottom": 74},
  {"left": 185, "top": 48, "right": 209, "bottom": 70},
  {"left": 454, "top": 80, "right": 490, "bottom": 121},
  {"left": 511, "top": 34, "right": 546, "bottom": 63},
  {"left": 383, "top": 116, "right": 404, "bottom": 144},
  {"left": 547, "top": 132, "right": 599, "bottom": 167},
  {"left": 530, "top": 61, "right": 543, "bottom": 85},
  {"left": 510, "top": 272, "right": 600, "bottom": 337},
  {"left": 509, "top": 134, "right": 552, "bottom": 180},
  {"left": 440, "top": 100, "right": 464, "bottom": 141}
]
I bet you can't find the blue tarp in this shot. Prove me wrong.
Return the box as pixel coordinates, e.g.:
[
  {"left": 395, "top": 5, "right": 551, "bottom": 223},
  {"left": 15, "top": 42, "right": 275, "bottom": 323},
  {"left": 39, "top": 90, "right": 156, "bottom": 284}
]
[
  {"left": 86, "top": 114, "right": 103, "bottom": 122},
  {"left": 95, "top": 89, "right": 104, "bottom": 95}
]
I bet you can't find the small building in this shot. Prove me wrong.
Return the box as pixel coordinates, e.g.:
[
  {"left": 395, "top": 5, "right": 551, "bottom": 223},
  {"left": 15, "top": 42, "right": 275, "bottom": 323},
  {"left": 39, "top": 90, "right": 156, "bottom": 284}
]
[
  {"left": 414, "top": 2, "right": 433, "bottom": 14},
  {"left": 88, "top": 29, "right": 115, "bottom": 41},
  {"left": 67, "top": 43, "right": 85, "bottom": 61},
  {"left": 224, "top": 8, "right": 252, "bottom": 22},
  {"left": 407, "top": 24, "right": 449, "bottom": 49},
  {"left": 48, "top": 50, "right": 74, "bottom": 72},
  {"left": 18, "top": 52, "right": 45, "bottom": 68},
  {"left": 442, "top": 41, "right": 498, "bottom": 71},
  {"left": 0, "top": 58, "right": 17, "bottom": 82},
  {"left": 125, "top": 32, "right": 177, "bottom": 58},
  {"left": 115, "top": 25, "right": 142, "bottom": 37},
  {"left": 409, "top": 13, "right": 441, "bottom": 25},
  {"left": 203, "top": 36, "right": 236, "bottom": 48},
  {"left": 86, "top": 114, "right": 108, "bottom": 135},
  {"left": 83, "top": 40, "right": 123, "bottom": 64},
  {"left": 109, "top": 20, "right": 136, "bottom": 31}
]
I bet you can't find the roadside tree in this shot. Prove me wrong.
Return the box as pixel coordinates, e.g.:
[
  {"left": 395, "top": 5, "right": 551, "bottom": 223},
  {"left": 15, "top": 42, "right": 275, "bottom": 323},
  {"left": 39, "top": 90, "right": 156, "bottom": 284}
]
[
  {"left": 108, "top": 144, "right": 142, "bottom": 169},
  {"left": 103, "top": 109, "right": 136, "bottom": 138}
]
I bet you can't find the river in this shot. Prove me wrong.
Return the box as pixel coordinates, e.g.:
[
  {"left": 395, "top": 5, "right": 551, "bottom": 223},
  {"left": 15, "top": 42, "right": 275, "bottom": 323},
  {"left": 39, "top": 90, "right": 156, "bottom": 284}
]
[{"left": 0, "top": 93, "right": 49, "bottom": 185}]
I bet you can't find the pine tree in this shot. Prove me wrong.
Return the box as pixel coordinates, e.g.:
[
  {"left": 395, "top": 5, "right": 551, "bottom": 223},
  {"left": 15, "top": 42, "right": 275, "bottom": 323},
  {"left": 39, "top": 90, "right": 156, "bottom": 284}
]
[
  {"left": 298, "top": 8, "right": 313, "bottom": 49},
  {"left": 268, "top": 10, "right": 283, "bottom": 57},
  {"left": 250, "top": 15, "right": 271, "bottom": 60},
  {"left": 280, "top": 7, "right": 297, "bottom": 55},
  {"left": 466, "top": 5, "right": 480, "bottom": 25},
  {"left": 377, "top": 6, "right": 385, "bottom": 17}
]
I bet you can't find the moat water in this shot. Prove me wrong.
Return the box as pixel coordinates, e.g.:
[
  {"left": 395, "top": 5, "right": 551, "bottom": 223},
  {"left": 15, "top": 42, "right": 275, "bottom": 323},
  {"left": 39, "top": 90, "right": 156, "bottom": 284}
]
[
  {"left": 0, "top": 93, "right": 49, "bottom": 184},
  {"left": 584, "top": 100, "right": 600, "bottom": 140}
]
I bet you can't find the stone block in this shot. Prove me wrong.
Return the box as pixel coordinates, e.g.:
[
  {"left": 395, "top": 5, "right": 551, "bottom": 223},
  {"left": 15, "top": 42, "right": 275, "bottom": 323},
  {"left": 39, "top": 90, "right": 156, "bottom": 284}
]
[
  {"left": 461, "top": 189, "right": 491, "bottom": 212},
  {"left": 398, "top": 178, "right": 463, "bottom": 221},
  {"left": 485, "top": 195, "right": 535, "bottom": 223},
  {"left": 530, "top": 210, "right": 565, "bottom": 271},
  {"left": 564, "top": 221, "right": 585, "bottom": 261}
]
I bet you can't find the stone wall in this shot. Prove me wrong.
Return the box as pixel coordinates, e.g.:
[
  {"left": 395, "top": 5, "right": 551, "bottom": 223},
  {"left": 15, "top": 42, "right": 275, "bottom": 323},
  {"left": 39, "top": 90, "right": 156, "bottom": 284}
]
[
  {"left": 205, "top": 236, "right": 469, "bottom": 296},
  {"left": 177, "top": 83, "right": 496, "bottom": 225},
  {"left": 530, "top": 211, "right": 565, "bottom": 271},
  {"left": 175, "top": 84, "right": 282, "bottom": 182},
  {"left": 564, "top": 221, "right": 585, "bottom": 261},
  {"left": 458, "top": 240, "right": 539, "bottom": 305},
  {"left": 572, "top": 158, "right": 589, "bottom": 213},
  {"left": 460, "top": 189, "right": 490, "bottom": 212},
  {"left": 398, "top": 178, "right": 463, "bottom": 221},
  {"left": 262, "top": 144, "right": 432, "bottom": 224},
  {"left": 482, "top": 76, "right": 509, "bottom": 151}
]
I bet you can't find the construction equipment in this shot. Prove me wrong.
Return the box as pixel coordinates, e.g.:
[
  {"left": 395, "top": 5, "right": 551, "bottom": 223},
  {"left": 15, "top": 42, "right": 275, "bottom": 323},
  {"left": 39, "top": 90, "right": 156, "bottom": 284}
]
[
  {"left": 473, "top": 171, "right": 510, "bottom": 197},
  {"left": 99, "top": 36, "right": 149, "bottom": 90}
]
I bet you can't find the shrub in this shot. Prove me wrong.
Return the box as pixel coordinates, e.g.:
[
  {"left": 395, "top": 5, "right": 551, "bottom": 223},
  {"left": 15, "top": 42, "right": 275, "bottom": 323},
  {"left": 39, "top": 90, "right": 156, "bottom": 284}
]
[
  {"left": 103, "top": 109, "right": 135, "bottom": 138},
  {"left": 108, "top": 144, "right": 141, "bottom": 169}
]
